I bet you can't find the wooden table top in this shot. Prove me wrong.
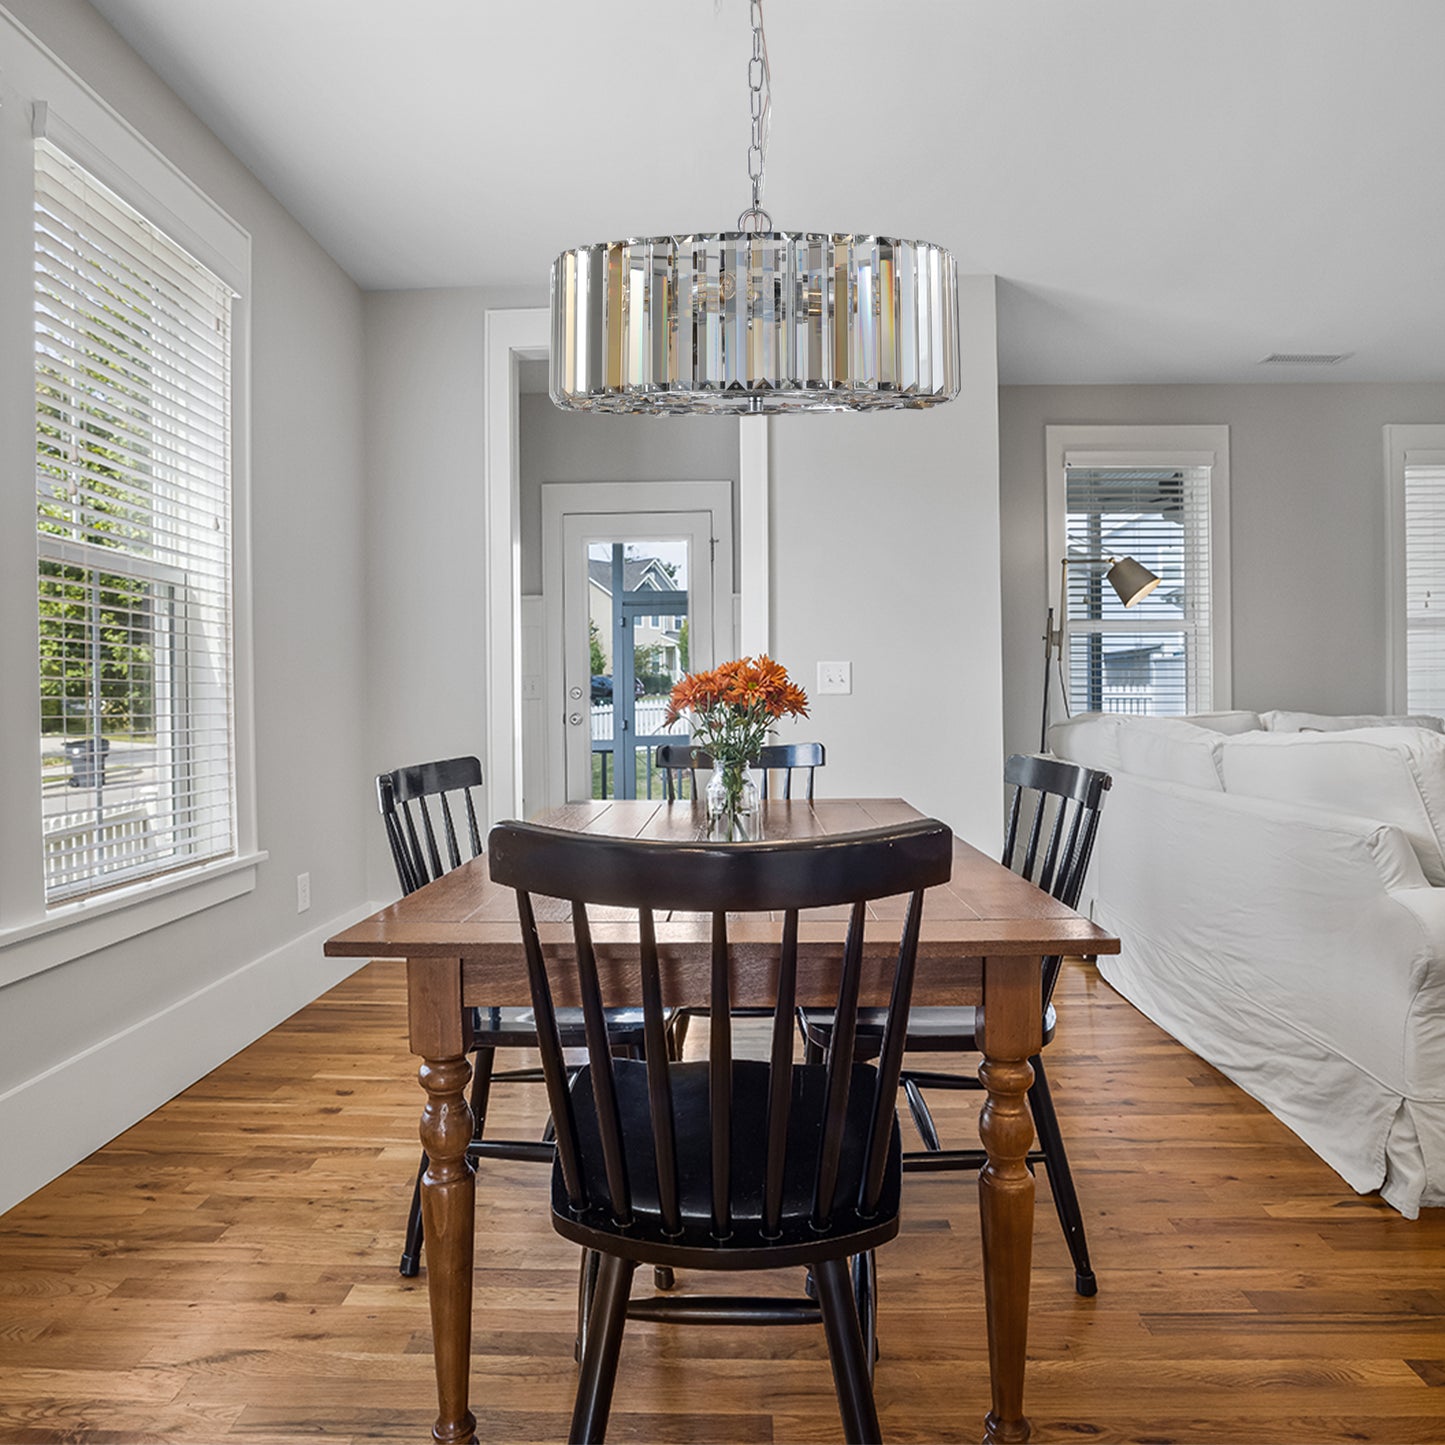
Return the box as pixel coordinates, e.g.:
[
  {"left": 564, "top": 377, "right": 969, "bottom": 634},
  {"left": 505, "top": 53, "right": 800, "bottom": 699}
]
[{"left": 325, "top": 798, "right": 1119, "bottom": 971}]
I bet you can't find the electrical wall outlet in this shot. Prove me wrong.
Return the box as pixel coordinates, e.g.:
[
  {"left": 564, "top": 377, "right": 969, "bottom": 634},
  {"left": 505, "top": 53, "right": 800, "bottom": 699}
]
[
  {"left": 817, "top": 661, "right": 852, "bottom": 695},
  {"left": 296, "top": 871, "right": 311, "bottom": 913}
]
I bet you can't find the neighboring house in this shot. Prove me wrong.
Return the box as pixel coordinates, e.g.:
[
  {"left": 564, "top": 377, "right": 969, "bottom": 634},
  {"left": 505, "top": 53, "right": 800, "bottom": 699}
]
[{"left": 587, "top": 554, "right": 685, "bottom": 680}]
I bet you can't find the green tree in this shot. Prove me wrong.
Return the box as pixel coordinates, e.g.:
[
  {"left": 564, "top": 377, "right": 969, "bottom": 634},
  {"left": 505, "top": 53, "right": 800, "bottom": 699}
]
[
  {"left": 589, "top": 617, "right": 607, "bottom": 675},
  {"left": 36, "top": 290, "right": 159, "bottom": 738},
  {"left": 677, "top": 618, "right": 689, "bottom": 672}
]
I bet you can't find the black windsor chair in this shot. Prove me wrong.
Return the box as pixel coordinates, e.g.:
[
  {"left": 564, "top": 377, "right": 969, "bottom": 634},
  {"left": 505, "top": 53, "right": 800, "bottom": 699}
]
[
  {"left": 799, "top": 753, "right": 1111, "bottom": 1297},
  {"left": 488, "top": 817, "right": 954, "bottom": 1445},
  {"left": 755, "top": 740, "right": 825, "bottom": 800},
  {"left": 653, "top": 742, "right": 713, "bottom": 802},
  {"left": 377, "top": 756, "right": 660, "bottom": 1279}
]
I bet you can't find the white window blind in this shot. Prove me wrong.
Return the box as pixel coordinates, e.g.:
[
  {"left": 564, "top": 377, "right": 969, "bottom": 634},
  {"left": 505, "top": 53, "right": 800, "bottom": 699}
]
[
  {"left": 35, "top": 138, "right": 236, "bottom": 904},
  {"left": 1404, "top": 462, "right": 1445, "bottom": 714},
  {"left": 1064, "top": 464, "right": 1214, "bottom": 718}
]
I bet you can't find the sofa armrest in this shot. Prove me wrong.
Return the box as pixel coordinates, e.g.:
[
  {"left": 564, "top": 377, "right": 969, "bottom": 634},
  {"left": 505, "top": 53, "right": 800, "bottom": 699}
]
[
  {"left": 1388, "top": 887, "right": 1445, "bottom": 955},
  {"left": 1089, "top": 774, "right": 1437, "bottom": 1092},
  {"left": 1386, "top": 890, "right": 1445, "bottom": 1103}
]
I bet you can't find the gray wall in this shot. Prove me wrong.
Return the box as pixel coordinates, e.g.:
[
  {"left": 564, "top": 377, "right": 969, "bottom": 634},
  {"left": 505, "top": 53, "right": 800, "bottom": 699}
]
[
  {"left": 518, "top": 396, "right": 740, "bottom": 596},
  {"left": 1000, "top": 382, "right": 1445, "bottom": 763},
  {"left": 361, "top": 275, "right": 1003, "bottom": 849},
  {"left": 0, "top": 0, "right": 370, "bottom": 1208},
  {"left": 772, "top": 274, "right": 1004, "bottom": 839}
]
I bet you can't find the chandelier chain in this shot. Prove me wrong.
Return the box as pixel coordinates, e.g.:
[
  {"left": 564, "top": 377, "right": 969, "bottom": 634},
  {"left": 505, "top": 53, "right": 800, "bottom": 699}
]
[{"left": 739, "top": 0, "right": 772, "bottom": 232}]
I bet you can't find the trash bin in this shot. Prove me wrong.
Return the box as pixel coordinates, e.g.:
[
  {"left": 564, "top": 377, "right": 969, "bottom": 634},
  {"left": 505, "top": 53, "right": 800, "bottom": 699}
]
[{"left": 64, "top": 737, "right": 109, "bottom": 787}]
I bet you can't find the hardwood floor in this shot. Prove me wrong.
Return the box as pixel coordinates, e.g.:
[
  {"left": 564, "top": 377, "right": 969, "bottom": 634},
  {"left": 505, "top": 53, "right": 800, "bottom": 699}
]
[{"left": 1, "top": 958, "right": 1442, "bottom": 1444}]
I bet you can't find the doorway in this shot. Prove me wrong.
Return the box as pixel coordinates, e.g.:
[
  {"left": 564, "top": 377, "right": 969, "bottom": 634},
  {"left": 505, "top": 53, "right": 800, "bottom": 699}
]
[
  {"left": 484, "top": 307, "right": 767, "bottom": 826},
  {"left": 542, "top": 481, "right": 734, "bottom": 807}
]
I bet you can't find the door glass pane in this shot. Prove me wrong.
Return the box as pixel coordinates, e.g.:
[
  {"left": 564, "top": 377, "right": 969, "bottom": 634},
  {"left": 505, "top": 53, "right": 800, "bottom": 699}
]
[{"left": 588, "top": 539, "right": 691, "bottom": 799}]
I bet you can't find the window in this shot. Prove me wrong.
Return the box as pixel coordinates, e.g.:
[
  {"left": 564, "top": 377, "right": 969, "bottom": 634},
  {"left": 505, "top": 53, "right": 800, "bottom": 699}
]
[
  {"left": 1386, "top": 425, "right": 1445, "bottom": 713},
  {"left": 34, "top": 139, "right": 236, "bottom": 905},
  {"left": 1046, "top": 426, "right": 1231, "bottom": 719}
]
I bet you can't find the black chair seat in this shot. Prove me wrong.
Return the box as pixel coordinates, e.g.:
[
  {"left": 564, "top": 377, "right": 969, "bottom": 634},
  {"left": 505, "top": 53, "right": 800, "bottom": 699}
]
[
  {"left": 554, "top": 1059, "right": 902, "bottom": 1271},
  {"left": 800, "top": 1004, "right": 1057, "bottom": 1053},
  {"left": 469, "top": 1006, "right": 649, "bottom": 1047}
]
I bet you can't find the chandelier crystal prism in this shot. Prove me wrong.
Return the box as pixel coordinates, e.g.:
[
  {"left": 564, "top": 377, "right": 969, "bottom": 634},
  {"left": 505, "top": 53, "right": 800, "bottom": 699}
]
[{"left": 549, "top": 1, "right": 960, "bottom": 415}]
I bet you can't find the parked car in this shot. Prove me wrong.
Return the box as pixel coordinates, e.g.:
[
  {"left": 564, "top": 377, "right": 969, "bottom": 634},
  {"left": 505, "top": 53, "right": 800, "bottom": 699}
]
[{"left": 590, "top": 674, "right": 644, "bottom": 701}]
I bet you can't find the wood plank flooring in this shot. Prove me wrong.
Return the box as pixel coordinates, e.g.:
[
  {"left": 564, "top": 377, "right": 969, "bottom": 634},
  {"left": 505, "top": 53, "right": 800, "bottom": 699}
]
[{"left": 1, "top": 958, "right": 1442, "bottom": 1444}]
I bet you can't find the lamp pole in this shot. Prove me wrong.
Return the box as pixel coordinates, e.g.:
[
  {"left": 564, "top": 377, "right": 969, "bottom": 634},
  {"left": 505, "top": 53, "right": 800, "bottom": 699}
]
[{"left": 1039, "top": 554, "right": 1161, "bottom": 753}]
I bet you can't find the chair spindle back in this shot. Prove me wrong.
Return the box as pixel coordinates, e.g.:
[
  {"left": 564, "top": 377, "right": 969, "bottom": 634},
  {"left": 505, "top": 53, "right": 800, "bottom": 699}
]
[
  {"left": 755, "top": 741, "right": 825, "bottom": 801},
  {"left": 654, "top": 743, "right": 714, "bottom": 803},
  {"left": 1001, "top": 753, "right": 1111, "bottom": 1000},
  {"left": 489, "top": 820, "right": 953, "bottom": 1246},
  {"left": 376, "top": 756, "right": 484, "bottom": 896}
]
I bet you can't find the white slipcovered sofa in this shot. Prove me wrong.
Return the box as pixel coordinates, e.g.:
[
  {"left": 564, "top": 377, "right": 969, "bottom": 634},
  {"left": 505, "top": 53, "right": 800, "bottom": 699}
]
[{"left": 1048, "top": 709, "right": 1445, "bottom": 1217}]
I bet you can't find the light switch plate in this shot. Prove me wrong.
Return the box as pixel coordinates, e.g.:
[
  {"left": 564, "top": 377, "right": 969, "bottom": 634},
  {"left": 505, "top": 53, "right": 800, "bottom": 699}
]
[{"left": 817, "top": 661, "right": 852, "bottom": 695}]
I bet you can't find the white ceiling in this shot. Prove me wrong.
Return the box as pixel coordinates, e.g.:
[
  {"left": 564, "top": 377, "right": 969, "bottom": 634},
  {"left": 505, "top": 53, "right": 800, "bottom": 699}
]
[{"left": 88, "top": 0, "right": 1445, "bottom": 385}]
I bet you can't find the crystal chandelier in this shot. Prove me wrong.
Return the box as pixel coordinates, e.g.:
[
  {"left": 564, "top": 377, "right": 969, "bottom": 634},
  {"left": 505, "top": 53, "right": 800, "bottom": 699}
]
[{"left": 549, "top": 0, "right": 960, "bottom": 415}]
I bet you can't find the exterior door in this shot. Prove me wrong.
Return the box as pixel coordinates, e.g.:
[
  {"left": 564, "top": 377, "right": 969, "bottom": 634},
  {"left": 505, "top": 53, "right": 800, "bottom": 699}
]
[{"left": 542, "top": 482, "right": 733, "bottom": 807}]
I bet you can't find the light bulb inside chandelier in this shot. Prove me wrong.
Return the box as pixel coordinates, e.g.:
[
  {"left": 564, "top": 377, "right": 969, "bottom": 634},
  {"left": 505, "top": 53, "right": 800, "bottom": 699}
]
[{"left": 549, "top": 0, "right": 960, "bottom": 415}]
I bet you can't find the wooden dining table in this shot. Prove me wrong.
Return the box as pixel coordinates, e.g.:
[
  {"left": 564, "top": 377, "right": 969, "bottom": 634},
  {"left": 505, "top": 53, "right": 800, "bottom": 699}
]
[{"left": 325, "top": 796, "right": 1119, "bottom": 1445}]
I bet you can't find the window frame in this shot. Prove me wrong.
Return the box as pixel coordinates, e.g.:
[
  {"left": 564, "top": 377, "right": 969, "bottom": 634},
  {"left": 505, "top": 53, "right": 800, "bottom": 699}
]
[
  {"left": 1045, "top": 424, "right": 1232, "bottom": 717},
  {"left": 0, "top": 16, "right": 260, "bottom": 989},
  {"left": 1384, "top": 424, "right": 1445, "bottom": 714}
]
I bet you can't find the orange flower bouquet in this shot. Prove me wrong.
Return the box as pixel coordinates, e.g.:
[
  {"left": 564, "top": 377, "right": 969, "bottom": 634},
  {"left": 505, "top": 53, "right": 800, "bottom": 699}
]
[{"left": 665, "top": 655, "right": 809, "bottom": 816}]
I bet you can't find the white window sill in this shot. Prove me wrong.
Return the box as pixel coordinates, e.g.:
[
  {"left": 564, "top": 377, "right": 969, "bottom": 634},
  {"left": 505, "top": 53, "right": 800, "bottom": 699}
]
[{"left": 0, "top": 851, "right": 268, "bottom": 989}]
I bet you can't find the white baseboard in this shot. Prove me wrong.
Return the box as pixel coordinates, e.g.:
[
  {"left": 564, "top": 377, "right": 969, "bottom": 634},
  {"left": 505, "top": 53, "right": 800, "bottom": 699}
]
[{"left": 0, "top": 900, "right": 388, "bottom": 1216}]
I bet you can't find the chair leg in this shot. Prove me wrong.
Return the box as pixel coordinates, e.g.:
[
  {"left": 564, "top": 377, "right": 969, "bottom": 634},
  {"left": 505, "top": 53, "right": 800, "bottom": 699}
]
[
  {"left": 814, "top": 1255, "right": 883, "bottom": 1445},
  {"left": 400, "top": 1046, "right": 497, "bottom": 1277},
  {"left": 901, "top": 1075, "right": 943, "bottom": 1152},
  {"left": 398, "top": 1152, "right": 428, "bottom": 1277},
  {"left": 667, "top": 1008, "right": 693, "bottom": 1060},
  {"left": 804, "top": 1035, "right": 825, "bottom": 1066},
  {"left": 851, "top": 1250, "right": 879, "bottom": 1374},
  {"left": 574, "top": 1248, "right": 602, "bottom": 1363},
  {"left": 1028, "top": 1053, "right": 1096, "bottom": 1297},
  {"left": 569, "top": 1253, "right": 636, "bottom": 1445},
  {"left": 468, "top": 1044, "right": 498, "bottom": 1123}
]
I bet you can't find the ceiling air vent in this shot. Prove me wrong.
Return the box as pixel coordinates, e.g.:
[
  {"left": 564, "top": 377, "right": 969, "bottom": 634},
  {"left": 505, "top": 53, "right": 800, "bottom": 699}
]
[{"left": 1259, "top": 352, "right": 1351, "bottom": 366}]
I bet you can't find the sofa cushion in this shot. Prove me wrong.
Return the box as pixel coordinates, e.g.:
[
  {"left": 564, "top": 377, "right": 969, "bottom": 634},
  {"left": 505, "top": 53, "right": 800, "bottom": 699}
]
[
  {"left": 1261, "top": 709, "right": 1445, "bottom": 734},
  {"left": 1218, "top": 727, "right": 1445, "bottom": 885},
  {"left": 1179, "top": 710, "right": 1264, "bottom": 734},
  {"left": 1114, "top": 716, "right": 1225, "bottom": 790},
  {"left": 1046, "top": 713, "right": 1123, "bottom": 772}
]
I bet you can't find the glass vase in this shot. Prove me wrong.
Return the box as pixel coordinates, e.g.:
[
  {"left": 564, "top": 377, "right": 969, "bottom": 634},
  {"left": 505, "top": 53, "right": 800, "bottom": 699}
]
[{"left": 706, "top": 758, "right": 758, "bottom": 819}]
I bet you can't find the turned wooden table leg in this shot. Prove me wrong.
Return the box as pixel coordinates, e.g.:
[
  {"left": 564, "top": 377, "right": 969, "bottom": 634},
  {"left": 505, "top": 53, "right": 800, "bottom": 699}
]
[
  {"left": 976, "top": 954, "right": 1043, "bottom": 1445},
  {"left": 409, "top": 958, "right": 477, "bottom": 1445},
  {"left": 419, "top": 1054, "right": 477, "bottom": 1445}
]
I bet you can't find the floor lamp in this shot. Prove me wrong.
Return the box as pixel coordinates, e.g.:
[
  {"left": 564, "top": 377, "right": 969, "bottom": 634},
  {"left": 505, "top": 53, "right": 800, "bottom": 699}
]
[{"left": 1040, "top": 555, "right": 1162, "bottom": 751}]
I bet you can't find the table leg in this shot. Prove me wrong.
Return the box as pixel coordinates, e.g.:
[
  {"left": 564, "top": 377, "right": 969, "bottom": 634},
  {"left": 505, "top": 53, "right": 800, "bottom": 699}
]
[
  {"left": 418, "top": 1053, "right": 477, "bottom": 1445},
  {"left": 976, "top": 954, "right": 1042, "bottom": 1445},
  {"left": 407, "top": 958, "right": 477, "bottom": 1444}
]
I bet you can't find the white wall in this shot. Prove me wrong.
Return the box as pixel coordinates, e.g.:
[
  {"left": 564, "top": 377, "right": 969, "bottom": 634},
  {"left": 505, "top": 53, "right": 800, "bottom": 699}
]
[
  {"left": 772, "top": 274, "right": 1004, "bottom": 845},
  {"left": 0, "top": 0, "right": 371, "bottom": 1211},
  {"left": 999, "top": 381, "right": 1445, "bottom": 762}
]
